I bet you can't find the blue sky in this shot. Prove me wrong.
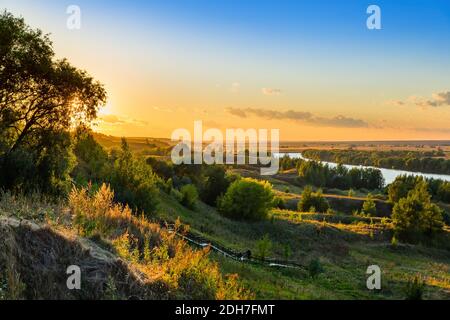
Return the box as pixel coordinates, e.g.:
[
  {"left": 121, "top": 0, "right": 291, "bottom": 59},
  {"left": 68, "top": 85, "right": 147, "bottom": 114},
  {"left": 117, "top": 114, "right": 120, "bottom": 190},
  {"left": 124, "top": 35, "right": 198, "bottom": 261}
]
[{"left": 2, "top": 0, "right": 450, "bottom": 140}]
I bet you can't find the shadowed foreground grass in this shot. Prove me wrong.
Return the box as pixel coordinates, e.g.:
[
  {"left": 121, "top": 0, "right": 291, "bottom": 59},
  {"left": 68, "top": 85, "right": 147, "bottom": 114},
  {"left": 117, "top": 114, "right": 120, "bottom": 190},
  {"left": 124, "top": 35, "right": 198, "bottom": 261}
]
[{"left": 0, "top": 187, "right": 251, "bottom": 300}]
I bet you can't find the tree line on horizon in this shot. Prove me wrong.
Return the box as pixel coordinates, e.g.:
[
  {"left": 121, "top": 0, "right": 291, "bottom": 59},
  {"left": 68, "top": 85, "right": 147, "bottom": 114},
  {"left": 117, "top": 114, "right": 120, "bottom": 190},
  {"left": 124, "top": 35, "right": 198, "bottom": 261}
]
[
  {"left": 302, "top": 149, "right": 450, "bottom": 175},
  {"left": 279, "top": 155, "right": 385, "bottom": 190}
]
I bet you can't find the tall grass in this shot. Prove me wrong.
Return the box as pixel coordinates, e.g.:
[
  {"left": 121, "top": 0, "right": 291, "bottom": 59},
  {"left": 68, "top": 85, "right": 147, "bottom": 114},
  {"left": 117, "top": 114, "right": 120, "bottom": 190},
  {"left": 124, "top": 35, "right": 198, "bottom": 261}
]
[{"left": 68, "top": 184, "right": 252, "bottom": 299}]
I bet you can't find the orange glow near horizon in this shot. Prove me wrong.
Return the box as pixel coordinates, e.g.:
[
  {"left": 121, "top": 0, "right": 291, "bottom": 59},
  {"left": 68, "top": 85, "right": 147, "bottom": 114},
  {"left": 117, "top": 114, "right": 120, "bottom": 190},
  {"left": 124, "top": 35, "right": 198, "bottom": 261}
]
[{"left": 5, "top": 1, "right": 450, "bottom": 141}]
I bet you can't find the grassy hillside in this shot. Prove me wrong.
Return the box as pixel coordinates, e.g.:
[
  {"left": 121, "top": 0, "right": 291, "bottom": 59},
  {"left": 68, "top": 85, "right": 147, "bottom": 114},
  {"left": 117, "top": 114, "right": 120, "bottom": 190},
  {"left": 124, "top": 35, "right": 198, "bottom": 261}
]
[
  {"left": 156, "top": 186, "right": 450, "bottom": 300},
  {"left": 2, "top": 129, "right": 449, "bottom": 300},
  {"left": 0, "top": 188, "right": 251, "bottom": 300},
  {"left": 86, "top": 137, "right": 450, "bottom": 300},
  {"left": 1, "top": 174, "right": 449, "bottom": 300},
  {"left": 92, "top": 132, "right": 174, "bottom": 156}
]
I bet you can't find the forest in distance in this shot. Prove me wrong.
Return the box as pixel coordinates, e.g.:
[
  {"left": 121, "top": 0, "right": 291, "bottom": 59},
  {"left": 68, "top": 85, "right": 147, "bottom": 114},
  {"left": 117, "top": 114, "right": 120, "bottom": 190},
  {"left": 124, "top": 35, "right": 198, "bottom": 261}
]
[{"left": 302, "top": 149, "right": 450, "bottom": 175}]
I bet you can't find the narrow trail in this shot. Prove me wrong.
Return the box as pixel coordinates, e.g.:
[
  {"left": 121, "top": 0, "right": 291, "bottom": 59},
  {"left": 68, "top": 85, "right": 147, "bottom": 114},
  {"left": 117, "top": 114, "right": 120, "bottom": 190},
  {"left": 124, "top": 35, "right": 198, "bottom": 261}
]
[{"left": 162, "top": 222, "right": 305, "bottom": 270}]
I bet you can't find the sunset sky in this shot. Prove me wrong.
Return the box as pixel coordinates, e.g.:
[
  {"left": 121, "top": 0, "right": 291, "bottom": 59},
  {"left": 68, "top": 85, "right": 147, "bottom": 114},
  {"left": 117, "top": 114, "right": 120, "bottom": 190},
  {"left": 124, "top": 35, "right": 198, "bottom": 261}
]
[{"left": 3, "top": 0, "right": 450, "bottom": 141}]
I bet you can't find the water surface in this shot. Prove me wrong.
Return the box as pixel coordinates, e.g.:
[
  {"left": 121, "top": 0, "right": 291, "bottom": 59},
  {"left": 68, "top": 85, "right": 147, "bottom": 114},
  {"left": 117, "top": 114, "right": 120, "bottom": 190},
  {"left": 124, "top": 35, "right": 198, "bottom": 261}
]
[{"left": 274, "top": 153, "right": 450, "bottom": 185}]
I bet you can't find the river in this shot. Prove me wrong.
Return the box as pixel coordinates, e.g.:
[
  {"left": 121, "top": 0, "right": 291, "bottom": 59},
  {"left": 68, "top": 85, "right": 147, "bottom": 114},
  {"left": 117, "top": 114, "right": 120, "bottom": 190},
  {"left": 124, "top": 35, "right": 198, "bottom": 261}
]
[{"left": 274, "top": 152, "right": 450, "bottom": 186}]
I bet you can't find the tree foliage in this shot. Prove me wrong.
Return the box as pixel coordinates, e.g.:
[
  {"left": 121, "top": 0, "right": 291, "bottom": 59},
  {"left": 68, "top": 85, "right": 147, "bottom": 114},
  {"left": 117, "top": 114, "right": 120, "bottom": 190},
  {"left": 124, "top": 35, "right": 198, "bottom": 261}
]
[
  {"left": 255, "top": 234, "right": 272, "bottom": 260},
  {"left": 109, "top": 139, "right": 159, "bottom": 215},
  {"left": 180, "top": 184, "right": 198, "bottom": 209},
  {"left": 199, "top": 165, "right": 230, "bottom": 206},
  {"left": 296, "top": 159, "right": 384, "bottom": 190},
  {"left": 0, "top": 12, "right": 106, "bottom": 194},
  {"left": 392, "top": 179, "right": 444, "bottom": 242},
  {"left": 388, "top": 175, "right": 450, "bottom": 204},
  {"left": 303, "top": 149, "right": 450, "bottom": 175},
  {"left": 297, "top": 186, "right": 330, "bottom": 213},
  {"left": 362, "top": 194, "right": 377, "bottom": 216},
  {"left": 218, "top": 178, "right": 275, "bottom": 221},
  {"left": 72, "top": 133, "right": 159, "bottom": 215},
  {"left": 72, "top": 126, "right": 109, "bottom": 183}
]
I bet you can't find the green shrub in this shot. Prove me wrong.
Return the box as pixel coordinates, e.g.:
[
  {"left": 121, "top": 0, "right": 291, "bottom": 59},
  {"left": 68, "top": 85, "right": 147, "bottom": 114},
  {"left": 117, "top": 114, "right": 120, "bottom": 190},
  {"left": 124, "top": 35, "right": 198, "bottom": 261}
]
[
  {"left": 362, "top": 193, "right": 377, "bottom": 216},
  {"left": 72, "top": 135, "right": 160, "bottom": 216},
  {"left": 255, "top": 234, "right": 272, "bottom": 260},
  {"left": 403, "top": 275, "right": 425, "bottom": 300},
  {"left": 0, "top": 132, "right": 76, "bottom": 196},
  {"left": 283, "top": 244, "right": 292, "bottom": 262},
  {"left": 199, "top": 165, "right": 230, "bottom": 206},
  {"left": 146, "top": 157, "right": 174, "bottom": 180},
  {"left": 180, "top": 184, "right": 198, "bottom": 209},
  {"left": 218, "top": 178, "right": 275, "bottom": 221},
  {"left": 391, "top": 235, "right": 398, "bottom": 248},
  {"left": 170, "top": 188, "right": 183, "bottom": 203},
  {"left": 443, "top": 210, "right": 450, "bottom": 226},
  {"left": 308, "top": 258, "right": 324, "bottom": 278},
  {"left": 72, "top": 127, "right": 110, "bottom": 184},
  {"left": 109, "top": 139, "right": 159, "bottom": 215},
  {"left": 298, "top": 186, "right": 329, "bottom": 213},
  {"left": 392, "top": 180, "right": 444, "bottom": 242},
  {"left": 273, "top": 196, "right": 286, "bottom": 209}
]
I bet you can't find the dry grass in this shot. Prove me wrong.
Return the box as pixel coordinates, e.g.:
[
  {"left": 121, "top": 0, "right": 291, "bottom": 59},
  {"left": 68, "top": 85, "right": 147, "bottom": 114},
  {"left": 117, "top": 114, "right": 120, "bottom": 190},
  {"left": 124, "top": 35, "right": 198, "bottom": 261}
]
[
  {"left": 68, "top": 184, "right": 252, "bottom": 300},
  {"left": 0, "top": 185, "right": 252, "bottom": 300},
  {"left": 0, "top": 216, "right": 164, "bottom": 300}
]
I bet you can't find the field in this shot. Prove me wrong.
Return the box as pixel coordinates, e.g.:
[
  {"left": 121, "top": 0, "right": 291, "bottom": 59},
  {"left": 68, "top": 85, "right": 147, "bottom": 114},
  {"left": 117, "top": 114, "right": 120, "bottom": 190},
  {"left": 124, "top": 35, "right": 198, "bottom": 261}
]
[
  {"left": 279, "top": 141, "right": 450, "bottom": 156},
  {"left": 82, "top": 135, "right": 450, "bottom": 299},
  {"left": 92, "top": 134, "right": 450, "bottom": 159},
  {"left": 1, "top": 130, "right": 450, "bottom": 300},
  {"left": 156, "top": 179, "right": 450, "bottom": 300}
]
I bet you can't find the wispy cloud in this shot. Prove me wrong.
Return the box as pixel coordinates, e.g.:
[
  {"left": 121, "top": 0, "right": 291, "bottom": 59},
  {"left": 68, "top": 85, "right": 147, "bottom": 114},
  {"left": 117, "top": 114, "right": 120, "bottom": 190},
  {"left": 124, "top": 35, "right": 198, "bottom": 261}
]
[
  {"left": 230, "top": 82, "right": 240, "bottom": 93},
  {"left": 99, "top": 114, "right": 148, "bottom": 126},
  {"left": 153, "top": 106, "right": 173, "bottom": 113},
  {"left": 414, "top": 127, "right": 450, "bottom": 134},
  {"left": 385, "top": 99, "right": 405, "bottom": 107},
  {"left": 387, "top": 90, "right": 450, "bottom": 109},
  {"left": 311, "top": 115, "right": 369, "bottom": 128},
  {"left": 261, "top": 88, "right": 282, "bottom": 96},
  {"left": 225, "top": 107, "right": 368, "bottom": 128},
  {"left": 410, "top": 91, "right": 450, "bottom": 108},
  {"left": 226, "top": 107, "right": 248, "bottom": 118},
  {"left": 227, "top": 107, "right": 312, "bottom": 120},
  {"left": 99, "top": 114, "right": 126, "bottom": 124}
]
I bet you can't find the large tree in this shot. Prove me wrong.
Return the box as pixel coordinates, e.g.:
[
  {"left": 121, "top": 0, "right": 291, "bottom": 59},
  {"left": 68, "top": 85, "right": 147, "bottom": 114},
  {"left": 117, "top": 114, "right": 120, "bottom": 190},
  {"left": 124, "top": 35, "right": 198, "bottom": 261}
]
[{"left": 0, "top": 11, "right": 106, "bottom": 193}]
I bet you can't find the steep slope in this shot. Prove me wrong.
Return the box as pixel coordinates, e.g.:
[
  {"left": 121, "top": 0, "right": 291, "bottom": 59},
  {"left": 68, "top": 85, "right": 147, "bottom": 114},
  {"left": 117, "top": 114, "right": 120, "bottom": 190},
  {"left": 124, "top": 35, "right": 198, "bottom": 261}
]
[
  {"left": 0, "top": 187, "right": 251, "bottom": 300},
  {"left": 0, "top": 216, "right": 166, "bottom": 299}
]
